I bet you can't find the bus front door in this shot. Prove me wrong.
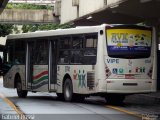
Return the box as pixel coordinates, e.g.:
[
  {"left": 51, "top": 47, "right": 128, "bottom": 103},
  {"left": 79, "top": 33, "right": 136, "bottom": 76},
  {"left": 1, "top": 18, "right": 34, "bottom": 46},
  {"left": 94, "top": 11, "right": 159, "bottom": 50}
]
[{"left": 49, "top": 40, "right": 57, "bottom": 91}]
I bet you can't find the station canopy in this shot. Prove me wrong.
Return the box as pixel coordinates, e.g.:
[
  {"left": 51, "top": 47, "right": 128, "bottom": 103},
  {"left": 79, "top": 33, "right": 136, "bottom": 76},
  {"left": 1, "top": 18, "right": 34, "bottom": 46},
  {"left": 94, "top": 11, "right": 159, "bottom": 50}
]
[{"left": 72, "top": 0, "right": 160, "bottom": 26}]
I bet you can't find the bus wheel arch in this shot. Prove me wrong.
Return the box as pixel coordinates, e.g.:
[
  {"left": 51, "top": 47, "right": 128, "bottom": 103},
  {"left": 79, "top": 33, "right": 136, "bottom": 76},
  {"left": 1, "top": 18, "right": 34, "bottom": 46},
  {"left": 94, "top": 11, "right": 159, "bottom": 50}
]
[
  {"left": 14, "top": 73, "right": 28, "bottom": 98},
  {"left": 63, "top": 74, "right": 73, "bottom": 102}
]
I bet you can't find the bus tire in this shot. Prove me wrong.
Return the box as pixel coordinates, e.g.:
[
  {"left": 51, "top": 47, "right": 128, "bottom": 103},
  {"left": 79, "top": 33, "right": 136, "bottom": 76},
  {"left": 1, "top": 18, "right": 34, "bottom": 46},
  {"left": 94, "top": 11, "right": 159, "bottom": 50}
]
[
  {"left": 105, "top": 94, "right": 125, "bottom": 105},
  {"left": 63, "top": 78, "right": 73, "bottom": 102},
  {"left": 16, "top": 77, "right": 28, "bottom": 98}
]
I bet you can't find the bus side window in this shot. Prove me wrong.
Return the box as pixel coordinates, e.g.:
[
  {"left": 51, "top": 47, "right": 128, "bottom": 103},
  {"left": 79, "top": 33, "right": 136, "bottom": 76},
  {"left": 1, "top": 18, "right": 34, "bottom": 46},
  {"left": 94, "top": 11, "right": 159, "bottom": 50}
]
[
  {"left": 33, "top": 39, "right": 48, "bottom": 65},
  {"left": 5, "top": 41, "right": 14, "bottom": 64},
  {"left": 85, "top": 35, "right": 97, "bottom": 48},
  {"left": 70, "top": 35, "right": 83, "bottom": 64},
  {"left": 58, "top": 36, "right": 71, "bottom": 64},
  {"left": 70, "top": 50, "right": 83, "bottom": 64},
  {"left": 60, "top": 37, "right": 71, "bottom": 49},
  {"left": 59, "top": 50, "right": 69, "bottom": 64},
  {"left": 14, "top": 40, "right": 26, "bottom": 64},
  {"left": 72, "top": 36, "right": 83, "bottom": 49},
  {"left": 83, "top": 34, "right": 97, "bottom": 65}
]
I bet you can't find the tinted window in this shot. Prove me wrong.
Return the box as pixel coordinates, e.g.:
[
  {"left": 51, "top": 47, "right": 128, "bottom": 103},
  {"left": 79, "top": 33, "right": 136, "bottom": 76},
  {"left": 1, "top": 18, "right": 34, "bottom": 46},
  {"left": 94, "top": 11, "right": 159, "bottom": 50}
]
[
  {"left": 58, "top": 50, "right": 69, "bottom": 64},
  {"left": 85, "top": 35, "right": 97, "bottom": 48},
  {"left": 72, "top": 36, "right": 83, "bottom": 49},
  {"left": 83, "top": 34, "right": 97, "bottom": 65},
  {"left": 33, "top": 39, "right": 48, "bottom": 65},
  {"left": 60, "top": 37, "right": 71, "bottom": 49},
  {"left": 4, "top": 41, "right": 14, "bottom": 64},
  {"left": 70, "top": 50, "right": 83, "bottom": 64},
  {"left": 14, "top": 40, "right": 26, "bottom": 64},
  {"left": 58, "top": 34, "right": 98, "bottom": 65}
]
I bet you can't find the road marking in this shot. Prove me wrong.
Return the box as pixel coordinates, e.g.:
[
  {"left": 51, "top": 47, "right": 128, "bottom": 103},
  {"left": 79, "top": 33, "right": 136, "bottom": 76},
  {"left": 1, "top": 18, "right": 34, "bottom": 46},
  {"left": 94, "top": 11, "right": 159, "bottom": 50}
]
[
  {"left": 106, "top": 105, "right": 142, "bottom": 118},
  {"left": 0, "top": 93, "right": 28, "bottom": 120}
]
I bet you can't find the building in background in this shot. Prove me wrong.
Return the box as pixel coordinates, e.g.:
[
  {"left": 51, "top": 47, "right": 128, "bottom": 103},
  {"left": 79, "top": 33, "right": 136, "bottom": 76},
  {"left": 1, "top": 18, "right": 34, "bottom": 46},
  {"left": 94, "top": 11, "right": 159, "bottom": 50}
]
[{"left": 54, "top": 0, "right": 160, "bottom": 26}]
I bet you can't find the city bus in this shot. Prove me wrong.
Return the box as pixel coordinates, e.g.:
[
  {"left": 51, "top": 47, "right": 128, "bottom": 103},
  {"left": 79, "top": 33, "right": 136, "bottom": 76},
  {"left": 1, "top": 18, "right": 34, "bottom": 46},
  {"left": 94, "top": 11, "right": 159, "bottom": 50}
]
[{"left": 2, "top": 24, "right": 157, "bottom": 104}]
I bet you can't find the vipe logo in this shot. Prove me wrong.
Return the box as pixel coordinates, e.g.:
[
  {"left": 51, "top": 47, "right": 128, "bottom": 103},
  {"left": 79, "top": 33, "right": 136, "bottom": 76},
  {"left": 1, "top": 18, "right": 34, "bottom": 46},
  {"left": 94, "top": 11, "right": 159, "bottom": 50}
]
[{"left": 106, "top": 59, "right": 119, "bottom": 64}]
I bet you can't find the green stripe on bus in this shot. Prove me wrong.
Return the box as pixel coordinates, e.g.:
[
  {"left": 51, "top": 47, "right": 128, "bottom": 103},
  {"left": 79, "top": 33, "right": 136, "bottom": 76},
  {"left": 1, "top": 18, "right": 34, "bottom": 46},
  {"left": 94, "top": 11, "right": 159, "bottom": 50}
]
[{"left": 33, "top": 76, "right": 48, "bottom": 84}]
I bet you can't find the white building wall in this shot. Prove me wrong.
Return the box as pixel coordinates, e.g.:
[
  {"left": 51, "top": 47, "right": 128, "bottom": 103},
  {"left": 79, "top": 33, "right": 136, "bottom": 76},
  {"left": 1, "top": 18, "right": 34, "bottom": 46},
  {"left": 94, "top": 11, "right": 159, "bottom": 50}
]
[
  {"left": 60, "top": 0, "right": 124, "bottom": 24},
  {"left": 61, "top": 0, "right": 77, "bottom": 24},
  {"left": 79, "top": 0, "right": 104, "bottom": 17}
]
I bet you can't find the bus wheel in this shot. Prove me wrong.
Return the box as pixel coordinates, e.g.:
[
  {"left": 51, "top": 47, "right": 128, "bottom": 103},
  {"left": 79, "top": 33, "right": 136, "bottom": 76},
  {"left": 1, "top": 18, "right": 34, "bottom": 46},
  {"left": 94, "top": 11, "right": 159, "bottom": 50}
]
[
  {"left": 105, "top": 94, "right": 125, "bottom": 105},
  {"left": 16, "top": 77, "right": 28, "bottom": 98},
  {"left": 63, "top": 78, "right": 73, "bottom": 102}
]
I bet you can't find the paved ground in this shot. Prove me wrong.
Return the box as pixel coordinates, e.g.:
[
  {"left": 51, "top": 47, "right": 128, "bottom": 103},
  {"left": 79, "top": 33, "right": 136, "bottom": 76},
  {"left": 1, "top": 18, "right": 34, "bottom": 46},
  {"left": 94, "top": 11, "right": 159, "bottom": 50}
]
[
  {"left": 0, "top": 95, "right": 17, "bottom": 114},
  {"left": 0, "top": 76, "right": 160, "bottom": 120}
]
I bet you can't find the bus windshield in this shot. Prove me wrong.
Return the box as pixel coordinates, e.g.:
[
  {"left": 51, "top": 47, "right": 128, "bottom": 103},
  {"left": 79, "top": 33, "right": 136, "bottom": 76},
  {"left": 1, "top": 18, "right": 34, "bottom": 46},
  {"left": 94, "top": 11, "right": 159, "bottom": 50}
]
[{"left": 106, "top": 27, "right": 152, "bottom": 59}]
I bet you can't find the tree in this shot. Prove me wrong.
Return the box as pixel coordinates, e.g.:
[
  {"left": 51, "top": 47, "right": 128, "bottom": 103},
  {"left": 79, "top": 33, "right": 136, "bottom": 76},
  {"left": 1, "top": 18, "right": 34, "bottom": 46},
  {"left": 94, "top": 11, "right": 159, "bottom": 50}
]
[
  {"left": 6, "top": 3, "right": 53, "bottom": 10},
  {"left": 0, "top": 24, "right": 13, "bottom": 37},
  {"left": 22, "top": 24, "right": 74, "bottom": 33}
]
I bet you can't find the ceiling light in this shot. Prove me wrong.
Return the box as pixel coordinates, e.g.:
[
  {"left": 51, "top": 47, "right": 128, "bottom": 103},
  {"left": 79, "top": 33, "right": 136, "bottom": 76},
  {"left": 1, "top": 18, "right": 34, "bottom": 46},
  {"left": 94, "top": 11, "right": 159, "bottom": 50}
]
[
  {"left": 86, "top": 16, "right": 92, "bottom": 20},
  {"left": 109, "top": 4, "right": 119, "bottom": 8},
  {"left": 140, "top": 0, "right": 152, "bottom": 3}
]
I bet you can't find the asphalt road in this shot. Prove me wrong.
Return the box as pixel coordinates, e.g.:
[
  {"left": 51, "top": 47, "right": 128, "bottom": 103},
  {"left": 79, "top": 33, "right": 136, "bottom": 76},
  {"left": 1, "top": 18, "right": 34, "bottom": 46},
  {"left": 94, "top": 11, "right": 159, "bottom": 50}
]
[{"left": 0, "top": 77, "right": 159, "bottom": 120}]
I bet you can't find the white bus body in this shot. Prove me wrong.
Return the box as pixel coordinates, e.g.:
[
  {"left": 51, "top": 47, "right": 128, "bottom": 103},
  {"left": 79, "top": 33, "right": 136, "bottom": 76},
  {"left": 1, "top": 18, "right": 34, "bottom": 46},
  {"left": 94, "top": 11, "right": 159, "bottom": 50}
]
[{"left": 3, "top": 24, "right": 156, "bottom": 103}]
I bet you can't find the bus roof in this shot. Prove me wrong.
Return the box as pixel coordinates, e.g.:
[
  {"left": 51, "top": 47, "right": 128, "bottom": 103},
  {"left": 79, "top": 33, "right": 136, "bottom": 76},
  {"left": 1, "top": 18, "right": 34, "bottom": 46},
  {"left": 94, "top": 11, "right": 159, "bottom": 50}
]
[
  {"left": 7, "top": 24, "right": 107, "bottom": 40},
  {"left": 7, "top": 24, "right": 151, "bottom": 40}
]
